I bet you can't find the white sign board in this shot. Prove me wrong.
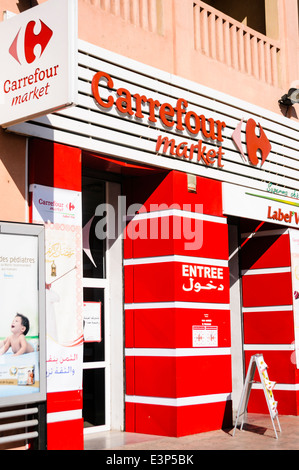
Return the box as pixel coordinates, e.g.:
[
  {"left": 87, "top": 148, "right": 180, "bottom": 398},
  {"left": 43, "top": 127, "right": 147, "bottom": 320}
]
[
  {"left": 31, "top": 183, "right": 81, "bottom": 225},
  {"left": 83, "top": 302, "right": 102, "bottom": 343},
  {"left": 0, "top": 0, "right": 78, "bottom": 127},
  {"left": 223, "top": 182, "right": 299, "bottom": 228}
]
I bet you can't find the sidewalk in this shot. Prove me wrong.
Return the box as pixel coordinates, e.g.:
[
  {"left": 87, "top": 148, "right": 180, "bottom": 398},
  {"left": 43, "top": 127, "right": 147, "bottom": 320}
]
[{"left": 84, "top": 414, "right": 299, "bottom": 450}]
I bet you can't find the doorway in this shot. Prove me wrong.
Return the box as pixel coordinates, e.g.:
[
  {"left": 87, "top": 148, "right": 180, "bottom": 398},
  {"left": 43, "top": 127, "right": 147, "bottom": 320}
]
[
  {"left": 81, "top": 175, "right": 124, "bottom": 434},
  {"left": 229, "top": 216, "right": 292, "bottom": 418}
]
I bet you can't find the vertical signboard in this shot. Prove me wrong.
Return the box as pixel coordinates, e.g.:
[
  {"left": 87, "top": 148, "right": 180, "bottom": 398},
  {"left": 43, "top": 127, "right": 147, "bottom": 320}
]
[
  {"left": 289, "top": 229, "right": 299, "bottom": 368},
  {"left": 31, "top": 184, "right": 83, "bottom": 393},
  {"left": 0, "top": 222, "right": 46, "bottom": 407},
  {"left": 0, "top": 0, "right": 78, "bottom": 127}
]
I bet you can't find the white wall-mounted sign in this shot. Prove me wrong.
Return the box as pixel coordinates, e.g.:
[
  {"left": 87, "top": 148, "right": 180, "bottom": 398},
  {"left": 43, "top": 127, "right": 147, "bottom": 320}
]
[
  {"left": 31, "top": 183, "right": 81, "bottom": 225},
  {"left": 223, "top": 182, "right": 299, "bottom": 228},
  {"left": 83, "top": 302, "right": 102, "bottom": 343},
  {"left": 0, "top": 0, "right": 78, "bottom": 127}
]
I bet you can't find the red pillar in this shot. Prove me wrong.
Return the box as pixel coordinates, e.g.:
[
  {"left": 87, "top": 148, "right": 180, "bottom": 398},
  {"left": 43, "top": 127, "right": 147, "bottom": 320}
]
[
  {"left": 29, "top": 138, "right": 84, "bottom": 450},
  {"left": 124, "top": 171, "right": 232, "bottom": 436}
]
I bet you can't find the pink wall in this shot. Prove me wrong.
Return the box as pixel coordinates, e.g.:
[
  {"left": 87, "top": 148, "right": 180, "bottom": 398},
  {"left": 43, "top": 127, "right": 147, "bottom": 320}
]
[{"left": 77, "top": 0, "right": 299, "bottom": 118}]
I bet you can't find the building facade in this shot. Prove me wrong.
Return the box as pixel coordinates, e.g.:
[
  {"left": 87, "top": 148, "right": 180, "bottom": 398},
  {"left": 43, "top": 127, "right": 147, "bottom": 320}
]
[{"left": 0, "top": 0, "right": 298, "bottom": 450}]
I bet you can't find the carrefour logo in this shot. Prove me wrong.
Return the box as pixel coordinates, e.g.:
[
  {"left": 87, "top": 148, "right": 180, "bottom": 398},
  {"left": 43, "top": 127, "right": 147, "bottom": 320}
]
[
  {"left": 9, "top": 19, "right": 53, "bottom": 65},
  {"left": 232, "top": 118, "right": 272, "bottom": 167}
]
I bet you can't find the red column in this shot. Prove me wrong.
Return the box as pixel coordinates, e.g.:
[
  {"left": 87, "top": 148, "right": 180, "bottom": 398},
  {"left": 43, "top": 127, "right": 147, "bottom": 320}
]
[
  {"left": 29, "top": 138, "right": 83, "bottom": 450},
  {"left": 241, "top": 225, "right": 298, "bottom": 415},
  {"left": 124, "top": 171, "right": 232, "bottom": 436}
]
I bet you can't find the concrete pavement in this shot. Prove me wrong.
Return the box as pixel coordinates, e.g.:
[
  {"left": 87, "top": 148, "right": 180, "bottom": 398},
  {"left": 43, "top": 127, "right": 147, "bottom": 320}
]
[{"left": 84, "top": 413, "right": 299, "bottom": 450}]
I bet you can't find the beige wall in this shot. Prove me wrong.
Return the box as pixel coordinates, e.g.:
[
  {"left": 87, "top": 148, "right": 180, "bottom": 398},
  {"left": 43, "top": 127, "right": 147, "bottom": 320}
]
[{"left": 76, "top": 0, "right": 299, "bottom": 118}]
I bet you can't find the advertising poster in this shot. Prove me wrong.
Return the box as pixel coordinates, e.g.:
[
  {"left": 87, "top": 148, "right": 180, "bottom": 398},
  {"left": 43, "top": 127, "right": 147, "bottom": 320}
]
[
  {"left": 256, "top": 355, "right": 278, "bottom": 419},
  {"left": 32, "top": 184, "right": 83, "bottom": 393},
  {"left": 0, "top": 232, "right": 41, "bottom": 401},
  {"left": 289, "top": 229, "right": 299, "bottom": 368}
]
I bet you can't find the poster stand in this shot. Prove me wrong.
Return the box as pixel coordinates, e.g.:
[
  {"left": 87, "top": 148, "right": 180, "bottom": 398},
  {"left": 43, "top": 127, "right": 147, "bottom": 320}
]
[{"left": 233, "top": 354, "right": 281, "bottom": 439}]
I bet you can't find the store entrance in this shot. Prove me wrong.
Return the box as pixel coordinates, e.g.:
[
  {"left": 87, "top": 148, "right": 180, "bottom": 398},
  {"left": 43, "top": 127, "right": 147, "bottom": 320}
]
[
  {"left": 81, "top": 174, "right": 123, "bottom": 433},
  {"left": 229, "top": 216, "right": 291, "bottom": 417}
]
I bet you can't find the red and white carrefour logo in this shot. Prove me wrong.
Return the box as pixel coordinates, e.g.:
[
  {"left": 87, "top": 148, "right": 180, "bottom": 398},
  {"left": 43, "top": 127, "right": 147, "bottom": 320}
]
[
  {"left": 232, "top": 118, "right": 272, "bottom": 167},
  {"left": 9, "top": 19, "right": 53, "bottom": 65}
]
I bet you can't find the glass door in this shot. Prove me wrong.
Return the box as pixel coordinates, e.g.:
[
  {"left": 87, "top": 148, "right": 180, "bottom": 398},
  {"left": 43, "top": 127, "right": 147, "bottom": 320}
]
[
  {"left": 82, "top": 175, "right": 124, "bottom": 434},
  {"left": 82, "top": 177, "right": 109, "bottom": 432}
]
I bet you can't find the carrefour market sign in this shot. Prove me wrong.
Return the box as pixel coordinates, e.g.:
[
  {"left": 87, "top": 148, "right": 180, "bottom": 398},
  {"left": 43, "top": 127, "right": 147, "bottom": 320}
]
[
  {"left": 91, "top": 71, "right": 273, "bottom": 170},
  {"left": 0, "top": 0, "right": 77, "bottom": 127}
]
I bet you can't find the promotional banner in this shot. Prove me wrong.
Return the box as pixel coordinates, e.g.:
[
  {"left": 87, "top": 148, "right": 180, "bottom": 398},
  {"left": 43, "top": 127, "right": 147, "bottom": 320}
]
[
  {"left": 0, "top": 232, "right": 41, "bottom": 400},
  {"left": 289, "top": 229, "right": 299, "bottom": 368},
  {"left": 32, "top": 184, "right": 83, "bottom": 393}
]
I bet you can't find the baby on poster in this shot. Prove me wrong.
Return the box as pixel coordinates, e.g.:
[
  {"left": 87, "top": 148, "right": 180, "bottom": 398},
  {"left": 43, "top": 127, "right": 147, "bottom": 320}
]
[{"left": 0, "top": 314, "right": 34, "bottom": 356}]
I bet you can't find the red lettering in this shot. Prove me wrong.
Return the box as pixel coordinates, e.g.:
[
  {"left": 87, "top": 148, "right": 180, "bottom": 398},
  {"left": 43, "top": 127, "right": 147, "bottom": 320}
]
[
  {"left": 268, "top": 206, "right": 297, "bottom": 224},
  {"left": 90, "top": 71, "right": 228, "bottom": 149},
  {"left": 91, "top": 71, "right": 114, "bottom": 109},
  {"left": 185, "top": 111, "right": 201, "bottom": 134},
  {"left": 206, "top": 149, "right": 216, "bottom": 165},
  {"left": 200, "top": 116, "right": 216, "bottom": 140},
  {"left": 217, "top": 147, "right": 224, "bottom": 167},
  {"left": 176, "top": 142, "right": 189, "bottom": 158},
  {"left": 156, "top": 135, "right": 176, "bottom": 155},
  {"left": 159, "top": 103, "right": 175, "bottom": 128},
  {"left": 175, "top": 98, "right": 188, "bottom": 131},
  {"left": 133, "top": 93, "right": 147, "bottom": 119},
  {"left": 215, "top": 120, "right": 226, "bottom": 142},
  {"left": 116, "top": 88, "right": 134, "bottom": 116},
  {"left": 197, "top": 141, "right": 209, "bottom": 165},
  {"left": 147, "top": 98, "right": 160, "bottom": 123}
]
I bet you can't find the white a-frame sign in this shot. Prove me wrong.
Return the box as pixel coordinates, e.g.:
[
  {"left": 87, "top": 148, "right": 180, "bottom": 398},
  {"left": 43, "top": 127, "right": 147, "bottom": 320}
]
[{"left": 233, "top": 354, "right": 281, "bottom": 439}]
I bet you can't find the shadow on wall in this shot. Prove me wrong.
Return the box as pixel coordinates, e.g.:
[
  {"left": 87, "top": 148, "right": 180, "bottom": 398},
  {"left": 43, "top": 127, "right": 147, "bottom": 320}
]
[{"left": 0, "top": 128, "right": 27, "bottom": 221}]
